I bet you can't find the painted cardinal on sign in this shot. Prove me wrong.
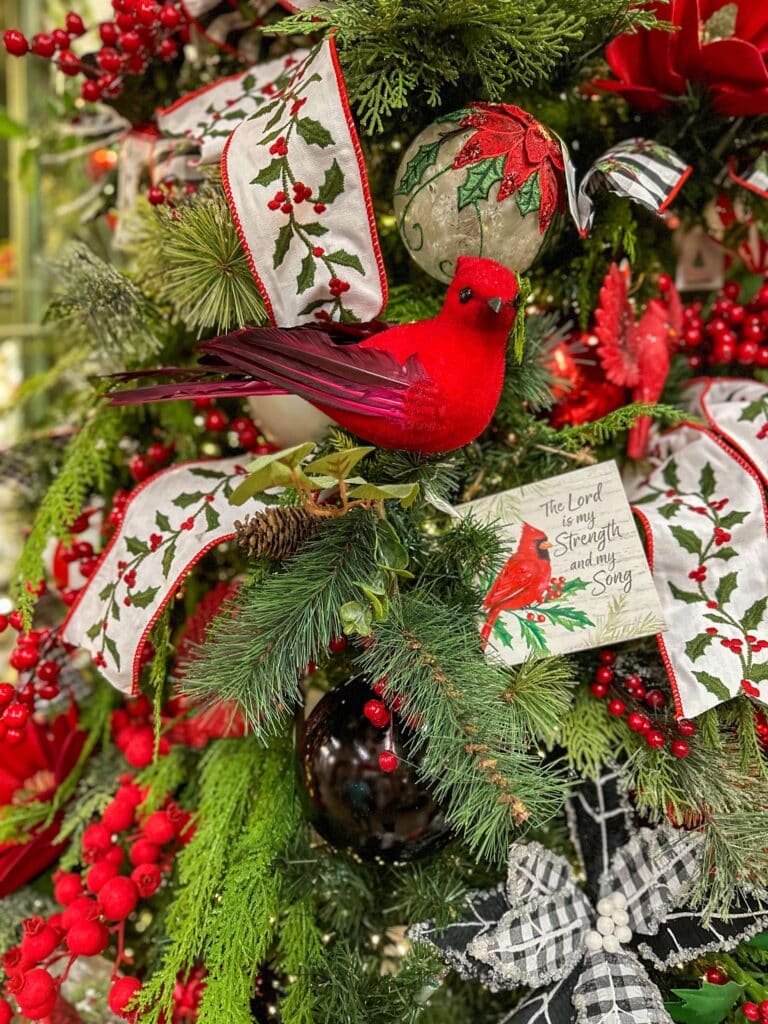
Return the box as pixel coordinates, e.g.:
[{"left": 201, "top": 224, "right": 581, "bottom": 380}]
[
  {"left": 594, "top": 263, "right": 682, "bottom": 459},
  {"left": 481, "top": 523, "right": 552, "bottom": 646},
  {"left": 109, "top": 257, "right": 520, "bottom": 454}
]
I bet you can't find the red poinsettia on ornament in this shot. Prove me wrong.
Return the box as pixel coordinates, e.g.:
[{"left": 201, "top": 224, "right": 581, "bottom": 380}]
[
  {"left": 589, "top": 0, "right": 768, "bottom": 116},
  {"left": 0, "top": 705, "right": 86, "bottom": 898},
  {"left": 454, "top": 103, "right": 566, "bottom": 233}
]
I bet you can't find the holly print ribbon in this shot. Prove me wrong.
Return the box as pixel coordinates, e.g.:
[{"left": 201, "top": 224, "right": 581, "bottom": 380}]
[
  {"left": 61, "top": 458, "right": 260, "bottom": 695},
  {"left": 158, "top": 40, "right": 387, "bottom": 327},
  {"left": 685, "top": 378, "right": 768, "bottom": 485},
  {"left": 628, "top": 419, "right": 768, "bottom": 718}
]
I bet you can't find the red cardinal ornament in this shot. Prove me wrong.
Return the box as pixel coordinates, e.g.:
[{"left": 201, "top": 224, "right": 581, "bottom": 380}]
[
  {"left": 110, "top": 257, "right": 520, "bottom": 454},
  {"left": 481, "top": 523, "right": 552, "bottom": 646},
  {"left": 594, "top": 264, "right": 682, "bottom": 459}
]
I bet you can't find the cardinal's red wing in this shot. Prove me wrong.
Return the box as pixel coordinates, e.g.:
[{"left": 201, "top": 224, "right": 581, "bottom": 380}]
[
  {"left": 110, "top": 325, "right": 431, "bottom": 424},
  {"left": 483, "top": 558, "right": 541, "bottom": 611},
  {"left": 594, "top": 263, "right": 641, "bottom": 389}
]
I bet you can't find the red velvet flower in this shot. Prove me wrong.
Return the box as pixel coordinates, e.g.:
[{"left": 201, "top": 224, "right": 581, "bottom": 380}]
[
  {"left": 0, "top": 705, "right": 87, "bottom": 898},
  {"left": 549, "top": 336, "right": 626, "bottom": 428},
  {"left": 454, "top": 103, "right": 566, "bottom": 233},
  {"left": 590, "top": 0, "right": 768, "bottom": 116}
]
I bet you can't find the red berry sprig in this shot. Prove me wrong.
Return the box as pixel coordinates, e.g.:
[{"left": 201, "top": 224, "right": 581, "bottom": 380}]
[
  {"left": 679, "top": 276, "right": 768, "bottom": 372},
  {"left": 588, "top": 650, "right": 695, "bottom": 756}
]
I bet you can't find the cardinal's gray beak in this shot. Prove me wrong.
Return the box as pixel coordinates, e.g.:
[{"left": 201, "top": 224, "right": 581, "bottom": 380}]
[{"left": 487, "top": 297, "right": 503, "bottom": 314}]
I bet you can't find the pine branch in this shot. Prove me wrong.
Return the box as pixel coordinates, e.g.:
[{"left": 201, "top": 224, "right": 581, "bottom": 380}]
[
  {"left": 559, "top": 402, "right": 689, "bottom": 449},
  {"left": 184, "top": 511, "right": 379, "bottom": 735},
  {"left": 126, "top": 193, "right": 267, "bottom": 333},
  {"left": 357, "top": 595, "right": 569, "bottom": 863},
  {"left": 278, "top": 897, "right": 325, "bottom": 1024}
]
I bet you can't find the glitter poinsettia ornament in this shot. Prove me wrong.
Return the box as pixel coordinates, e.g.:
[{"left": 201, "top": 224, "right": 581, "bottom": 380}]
[
  {"left": 590, "top": 0, "right": 768, "bottom": 116},
  {"left": 411, "top": 770, "right": 768, "bottom": 1023}
]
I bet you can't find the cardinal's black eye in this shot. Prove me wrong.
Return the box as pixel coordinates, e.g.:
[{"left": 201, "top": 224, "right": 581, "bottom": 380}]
[{"left": 459, "top": 287, "right": 473, "bottom": 304}]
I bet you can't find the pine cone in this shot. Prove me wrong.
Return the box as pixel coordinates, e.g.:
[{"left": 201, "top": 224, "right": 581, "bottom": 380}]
[{"left": 235, "top": 506, "right": 319, "bottom": 561}]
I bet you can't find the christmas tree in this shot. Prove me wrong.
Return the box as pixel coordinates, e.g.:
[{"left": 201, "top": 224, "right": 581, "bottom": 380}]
[{"left": 1, "top": 1, "right": 768, "bottom": 1022}]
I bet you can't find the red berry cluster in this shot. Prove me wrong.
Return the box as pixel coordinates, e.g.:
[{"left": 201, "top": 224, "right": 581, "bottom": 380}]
[
  {"left": 678, "top": 278, "right": 768, "bottom": 370},
  {"left": 741, "top": 1000, "right": 768, "bottom": 1022},
  {"left": 3, "top": 2, "right": 190, "bottom": 105},
  {"left": 191, "top": 399, "right": 272, "bottom": 454},
  {"left": 0, "top": 775, "right": 191, "bottom": 1022},
  {"left": 128, "top": 440, "right": 174, "bottom": 484},
  {"left": 147, "top": 178, "right": 199, "bottom": 208},
  {"left": 705, "top": 967, "right": 729, "bottom": 985},
  {"left": 329, "top": 277, "right": 351, "bottom": 298},
  {"left": 589, "top": 651, "right": 695, "bottom": 757},
  {"left": 0, "top": 619, "right": 76, "bottom": 747},
  {"left": 370, "top": 676, "right": 403, "bottom": 773}
]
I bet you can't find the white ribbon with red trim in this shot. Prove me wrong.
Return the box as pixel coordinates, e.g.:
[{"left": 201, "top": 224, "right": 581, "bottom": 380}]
[
  {"left": 685, "top": 378, "right": 768, "bottom": 485},
  {"left": 158, "top": 40, "right": 386, "bottom": 327},
  {"left": 61, "top": 458, "right": 259, "bottom": 695},
  {"left": 628, "top": 397, "right": 768, "bottom": 718}
]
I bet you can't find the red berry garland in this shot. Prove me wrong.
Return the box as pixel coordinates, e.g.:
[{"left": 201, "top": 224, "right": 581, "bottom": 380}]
[{"left": 679, "top": 276, "right": 768, "bottom": 371}]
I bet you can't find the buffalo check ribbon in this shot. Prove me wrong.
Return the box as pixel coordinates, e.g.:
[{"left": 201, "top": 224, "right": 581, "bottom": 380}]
[
  {"left": 627, "top": 383, "right": 768, "bottom": 718},
  {"left": 62, "top": 458, "right": 260, "bottom": 695},
  {"left": 157, "top": 39, "right": 387, "bottom": 327}
]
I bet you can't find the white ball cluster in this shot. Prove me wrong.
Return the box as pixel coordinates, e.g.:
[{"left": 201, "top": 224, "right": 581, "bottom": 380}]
[{"left": 584, "top": 891, "right": 633, "bottom": 954}]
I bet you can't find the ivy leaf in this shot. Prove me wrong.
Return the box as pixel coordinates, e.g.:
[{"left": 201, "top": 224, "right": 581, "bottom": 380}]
[
  {"left": 246, "top": 443, "right": 315, "bottom": 473},
  {"left": 340, "top": 600, "right": 373, "bottom": 637},
  {"left": 155, "top": 511, "right": 171, "bottom": 531},
  {"left": 743, "top": 596, "right": 768, "bottom": 633},
  {"left": 125, "top": 536, "right": 150, "bottom": 556},
  {"left": 715, "top": 571, "right": 738, "bottom": 607},
  {"left": 231, "top": 444, "right": 315, "bottom": 505},
  {"left": 130, "top": 587, "right": 160, "bottom": 610},
  {"left": 317, "top": 159, "right": 344, "bottom": 204},
  {"left": 394, "top": 140, "right": 441, "bottom": 196},
  {"left": 347, "top": 482, "right": 420, "bottom": 508},
  {"left": 515, "top": 172, "right": 541, "bottom": 217},
  {"left": 698, "top": 462, "right": 716, "bottom": 500},
  {"left": 376, "top": 519, "right": 409, "bottom": 573},
  {"left": 666, "top": 981, "right": 744, "bottom": 1024},
  {"left": 685, "top": 632, "right": 715, "bottom": 661},
  {"left": 250, "top": 158, "right": 285, "bottom": 188},
  {"left": 693, "top": 670, "right": 731, "bottom": 703},
  {"left": 327, "top": 250, "right": 364, "bottom": 274},
  {"left": 204, "top": 503, "right": 220, "bottom": 532},
  {"left": 662, "top": 461, "right": 680, "bottom": 490},
  {"left": 273, "top": 223, "right": 293, "bottom": 269},
  {"left": 309, "top": 446, "right": 374, "bottom": 480},
  {"left": 297, "top": 253, "right": 316, "bottom": 295},
  {"left": 669, "top": 582, "right": 704, "bottom": 604},
  {"left": 295, "top": 117, "right": 333, "bottom": 148},
  {"left": 670, "top": 525, "right": 702, "bottom": 556},
  {"left": 457, "top": 155, "right": 506, "bottom": 212},
  {"left": 104, "top": 636, "right": 121, "bottom": 671},
  {"left": 173, "top": 491, "right": 206, "bottom": 509},
  {"left": 718, "top": 510, "right": 749, "bottom": 529}
]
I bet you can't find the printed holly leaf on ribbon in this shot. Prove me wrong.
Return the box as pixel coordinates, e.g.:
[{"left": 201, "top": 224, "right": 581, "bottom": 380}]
[
  {"left": 302, "top": 222, "right": 328, "bottom": 237},
  {"left": 125, "top": 536, "right": 150, "bottom": 556},
  {"left": 670, "top": 525, "right": 702, "bottom": 556},
  {"left": 457, "top": 155, "right": 506, "bottom": 211},
  {"left": 738, "top": 397, "right": 768, "bottom": 423},
  {"left": 662, "top": 461, "right": 680, "bottom": 490},
  {"left": 130, "top": 587, "right": 160, "bottom": 610},
  {"left": 718, "top": 510, "right": 749, "bottom": 529},
  {"left": 156, "top": 511, "right": 171, "bottom": 531},
  {"left": 273, "top": 223, "right": 293, "bottom": 269},
  {"left": 669, "top": 582, "right": 703, "bottom": 604},
  {"left": 745, "top": 663, "right": 768, "bottom": 683},
  {"left": 204, "top": 503, "right": 220, "bottom": 532},
  {"left": 698, "top": 462, "right": 716, "bottom": 500},
  {"left": 684, "top": 632, "right": 715, "bottom": 661},
  {"left": 295, "top": 117, "right": 333, "bottom": 148},
  {"left": 190, "top": 467, "right": 228, "bottom": 480},
  {"left": 328, "top": 250, "right": 364, "bottom": 274},
  {"left": 173, "top": 492, "right": 206, "bottom": 509},
  {"left": 693, "top": 670, "right": 731, "bottom": 702},
  {"left": 711, "top": 547, "right": 738, "bottom": 560},
  {"left": 516, "top": 172, "right": 541, "bottom": 217},
  {"left": 251, "top": 158, "right": 285, "bottom": 187},
  {"left": 317, "top": 159, "right": 344, "bottom": 205},
  {"left": 394, "top": 140, "right": 441, "bottom": 196},
  {"left": 715, "top": 571, "right": 738, "bottom": 607},
  {"left": 743, "top": 596, "right": 768, "bottom": 632},
  {"left": 297, "top": 253, "right": 316, "bottom": 294},
  {"left": 104, "top": 636, "right": 121, "bottom": 671},
  {"left": 86, "top": 621, "right": 102, "bottom": 641},
  {"left": 658, "top": 503, "right": 680, "bottom": 520},
  {"left": 666, "top": 981, "right": 744, "bottom": 1024},
  {"left": 162, "top": 538, "right": 177, "bottom": 578}
]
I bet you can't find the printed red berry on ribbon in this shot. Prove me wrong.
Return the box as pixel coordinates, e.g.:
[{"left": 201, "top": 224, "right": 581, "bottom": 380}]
[
  {"left": 158, "top": 40, "right": 387, "bottom": 327},
  {"left": 629, "top": 418, "right": 768, "bottom": 719},
  {"left": 61, "top": 458, "right": 260, "bottom": 695}
]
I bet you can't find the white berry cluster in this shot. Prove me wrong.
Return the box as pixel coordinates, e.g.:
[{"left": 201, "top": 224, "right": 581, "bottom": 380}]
[{"left": 584, "top": 892, "right": 633, "bottom": 954}]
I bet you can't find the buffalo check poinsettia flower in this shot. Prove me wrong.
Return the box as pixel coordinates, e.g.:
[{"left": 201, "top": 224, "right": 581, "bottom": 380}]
[
  {"left": 453, "top": 104, "right": 566, "bottom": 233},
  {"left": 411, "top": 770, "right": 768, "bottom": 1024}
]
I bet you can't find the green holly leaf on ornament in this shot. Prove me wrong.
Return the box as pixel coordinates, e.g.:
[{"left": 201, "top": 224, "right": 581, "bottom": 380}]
[
  {"left": 665, "top": 981, "right": 743, "bottom": 1024},
  {"left": 515, "top": 172, "right": 541, "bottom": 218},
  {"left": 394, "top": 140, "right": 442, "bottom": 196},
  {"left": 457, "top": 155, "right": 506, "bottom": 212}
]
